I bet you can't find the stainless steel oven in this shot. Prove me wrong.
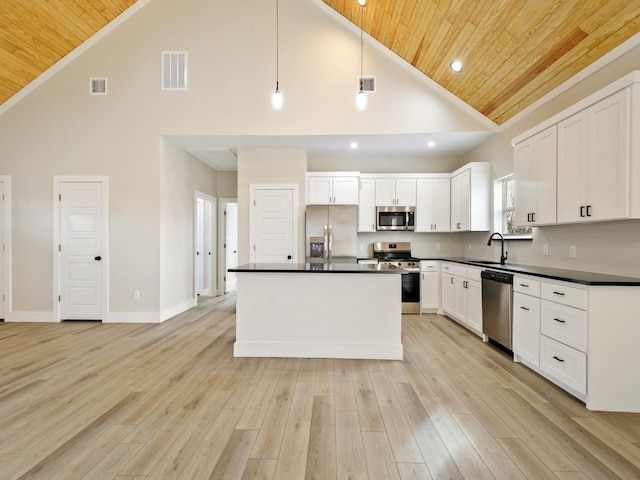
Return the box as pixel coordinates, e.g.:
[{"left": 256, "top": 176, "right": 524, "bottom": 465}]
[
  {"left": 376, "top": 206, "right": 415, "bottom": 231},
  {"left": 373, "top": 242, "right": 420, "bottom": 314}
]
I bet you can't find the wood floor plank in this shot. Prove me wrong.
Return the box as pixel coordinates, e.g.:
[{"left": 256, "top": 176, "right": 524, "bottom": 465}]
[
  {"left": 362, "top": 432, "right": 401, "bottom": 480},
  {"left": 351, "top": 360, "right": 386, "bottom": 432},
  {"left": 336, "top": 410, "right": 368, "bottom": 480},
  {"left": 305, "top": 395, "right": 337, "bottom": 479},
  {"left": 333, "top": 359, "right": 357, "bottom": 411},
  {"left": 495, "top": 438, "right": 559, "bottom": 480},
  {"left": 397, "top": 462, "right": 434, "bottom": 480},
  {"left": 241, "top": 458, "right": 276, "bottom": 480},
  {"left": 208, "top": 429, "right": 259, "bottom": 480}
]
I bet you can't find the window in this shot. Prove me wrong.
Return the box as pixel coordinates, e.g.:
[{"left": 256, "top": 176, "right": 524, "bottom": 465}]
[{"left": 494, "top": 174, "right": 532, "bottom": 239}]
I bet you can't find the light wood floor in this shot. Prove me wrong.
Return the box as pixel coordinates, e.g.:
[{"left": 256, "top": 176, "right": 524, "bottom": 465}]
[{"left": 1, "top": 294, "right": 640, "bottom": 479}]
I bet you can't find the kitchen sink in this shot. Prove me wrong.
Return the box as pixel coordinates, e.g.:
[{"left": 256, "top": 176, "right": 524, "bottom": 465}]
[{"left": 466, "top": 260, "right": 504, "bottom": 265}]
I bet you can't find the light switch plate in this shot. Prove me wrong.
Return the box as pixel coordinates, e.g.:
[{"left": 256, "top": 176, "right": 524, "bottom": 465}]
[
  {"left": 543, "top": 244, "right": 549, "bottom": 256},
  {"left": 569, "top": 245, "right": 576, "bottom": 258}
]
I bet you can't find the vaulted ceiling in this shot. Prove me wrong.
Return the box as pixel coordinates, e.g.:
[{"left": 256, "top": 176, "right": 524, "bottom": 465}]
[{"left": 1, "top": 0, "right": 639, "bottom": 126}]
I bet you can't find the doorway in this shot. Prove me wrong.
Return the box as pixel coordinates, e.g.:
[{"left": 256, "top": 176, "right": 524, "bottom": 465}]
[
  {"left": 54, "top": 177, "right": 109, "bottom": 321},
  {"left": 224, "top": 201, "right": 238, "bottom": 293},
  {"left": 194, "top": 192, "right": 216, "bottom": 299},
  {"left": 0, "top": 176, "right": 10, "bottom": 321}
]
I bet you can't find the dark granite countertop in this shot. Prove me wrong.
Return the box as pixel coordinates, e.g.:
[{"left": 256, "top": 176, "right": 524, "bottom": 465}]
[
  {"left": 229, "top": 262, "right": 403, "bottom": 274},
  {"left": 439, "top": 258, "right": 640, "bottom": 286}
]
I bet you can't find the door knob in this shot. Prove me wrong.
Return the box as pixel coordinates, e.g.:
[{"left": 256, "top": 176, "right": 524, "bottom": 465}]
[
  {"left": 94, "top": 256, "right": 102, "bottom": 261},
  {"left": 287, "top": 255, "right": 292, "bottom": 260}
]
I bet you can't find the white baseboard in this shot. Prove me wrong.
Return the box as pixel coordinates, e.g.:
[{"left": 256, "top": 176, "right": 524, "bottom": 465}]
[
  {"left": 160, "top": 298, "right": 197, "bottom": 322},
  {"left": 5, "top": 311, "right": 58, "bottom": 323},
  {"left": 105, "top": 311, "right": 162, "bottom": 323}
]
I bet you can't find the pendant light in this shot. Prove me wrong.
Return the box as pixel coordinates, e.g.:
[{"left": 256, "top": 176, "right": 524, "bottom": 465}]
[
  {"left": 271, "top": 0, "right": 283, "bottom": 110},
  {"left": 355, "top": 0, "right": 367, "bottom": 111}
]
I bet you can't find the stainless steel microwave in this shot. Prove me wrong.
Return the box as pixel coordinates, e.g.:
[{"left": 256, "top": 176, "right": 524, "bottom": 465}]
[{"left": 376, "top": 206, "right": 415, "bottom": 231}]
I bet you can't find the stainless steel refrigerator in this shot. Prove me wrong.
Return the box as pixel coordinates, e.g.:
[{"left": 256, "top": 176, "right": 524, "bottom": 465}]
[{"left": 305, "top": 205, "right": 358, "bottom": 262}]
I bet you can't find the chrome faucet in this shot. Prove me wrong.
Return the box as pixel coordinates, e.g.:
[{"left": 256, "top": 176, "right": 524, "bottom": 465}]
[{"left": 487, "top": 232, "right": 508, "bottom": 265}]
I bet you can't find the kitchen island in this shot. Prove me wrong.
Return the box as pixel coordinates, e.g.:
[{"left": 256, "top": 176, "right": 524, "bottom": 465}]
[{"left": 228, "top": 263, "right": 403, "bottom": 360}]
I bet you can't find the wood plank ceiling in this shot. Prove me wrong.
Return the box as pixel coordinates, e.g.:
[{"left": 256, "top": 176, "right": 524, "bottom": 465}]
[
  {"left": 325, "top": 0, "right": 640, "bottom": 125},
  {"left": 0, "top": 0, "right": 639, "bottom": 125}
]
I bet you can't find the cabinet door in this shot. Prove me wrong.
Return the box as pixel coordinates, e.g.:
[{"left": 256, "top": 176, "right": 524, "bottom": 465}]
[
  {"left": 533, "top": 127, "right": 557, "bottom": 225},
  {"left": 420, "top": 271, "right": 439, "bottom": 311},
  {"left": 375, "top": 179, "right": 396, "bottom": 206},
  {"left": 307, "top": 176, "right": 332, "bottom": 204},
  {"left": 395, "top": 179, "right": 416, "bottom": 206},
  {"left": 557, "top": 111, "right": 588, "bottom": 223},
  {"left": 454, "top": 276, "right": 467, "bottom": 323},
  {"left": 458, "top": 170, "right": 470, "bottom": 231},
  {"left": 514, "top": 139, "right": 536, "bottom": 226},
  {"left": 415, "top": 179, "right": 434, "bottom": 232},
  {"left": 466, "top": 279, "right": 482, "bottom": 333},
  {"left": 358, "top": 179, "right": 376, "bottom": 232},
  {"left": 433, "top": 178, "right": 451, "bottom": 231},
  {"left": 587, "top": 88, "right": 630, "bottom": 221},
  {"left": 332, "top": 177, "right": 359, "bottom": 205},
  {"left": 450, "top": 174, "right": 462, "bottom": 231},
  {"left": 513, "top": 292, "right": 540, "bottom": 367},
  {"left": 442, "top": 273, "right": 455, "bottom": 315}
]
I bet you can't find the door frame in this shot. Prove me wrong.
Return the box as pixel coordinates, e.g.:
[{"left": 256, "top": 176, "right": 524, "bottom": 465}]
[
  {"left": 0, "top": 176, "right": 11, "bottom": 320},
  {"left": 249, "top": 184, "right": 299, "bottom": 263},
  {"left": 217, "top": 197, "right": 237, "bottom": 296},
  {"left": 53, "top": 176, "right": 109, "bottom": 322},
  {"left": 194, "top": 191, "right": 216, "bottom": 299}
]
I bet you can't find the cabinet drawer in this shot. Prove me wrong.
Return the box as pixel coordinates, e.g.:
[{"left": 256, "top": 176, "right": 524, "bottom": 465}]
[
  {"left": 540, "top": 335, "right": 586, "bottom": 395},
  {"left": 442, "top": 263, "right": 455, "bottom": 274},
  {"left": 541, "top": 300, "right": 587, "bottom": 351},
  {"left": 514, "top": 276, "right": 540, "bottom": 296},
  {"left": 454, "top": 265, "right": 468, "bottom": 277},
  {"left": 420, "top": 261, "right": 439, "bottom": 272},
  {"left": 541, "top": 281, "right": 587, "bottom": 310}
]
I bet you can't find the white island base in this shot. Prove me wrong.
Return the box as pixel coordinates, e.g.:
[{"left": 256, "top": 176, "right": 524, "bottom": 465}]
[{"left": 233, "top": 270, "right": 402, "bottom": 360}]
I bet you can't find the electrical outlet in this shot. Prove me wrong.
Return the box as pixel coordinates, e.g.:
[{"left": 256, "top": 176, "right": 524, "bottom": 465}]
[
  {"left": 543, "top": 244, "right": 549, "bottom": 256},
  {"left": 436, "top": 243, "right": 441, "bottom": 251},
  {"left": 569, "top": 246, "right": 577, "bottom": 258},
  {"left": 133, "top": 290, "right": 140, "bottom": 301}
]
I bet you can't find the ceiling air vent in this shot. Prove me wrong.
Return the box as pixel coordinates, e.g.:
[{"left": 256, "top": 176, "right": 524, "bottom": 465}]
[
  {"left": 359, "top": 75, "right": 376, "bottom": 93},
  {"left": 162, "top": 51, "right": 188, "bottom": 91},
  {"left": 89, "top": 78, "right": 107, "bottom": 95}
]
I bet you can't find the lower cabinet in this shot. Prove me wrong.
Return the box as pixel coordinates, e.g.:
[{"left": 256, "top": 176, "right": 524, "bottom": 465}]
[
  {"left": 420, "top": 261, "right": 439, "bottom": 313},
  {"left": 441, "top": 263, "right": 482, "bottom": 336}
]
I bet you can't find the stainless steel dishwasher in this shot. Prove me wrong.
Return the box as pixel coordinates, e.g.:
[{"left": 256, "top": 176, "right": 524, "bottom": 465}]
[{"left": 481, "top": 270, "right": 514, "bottom": 350}]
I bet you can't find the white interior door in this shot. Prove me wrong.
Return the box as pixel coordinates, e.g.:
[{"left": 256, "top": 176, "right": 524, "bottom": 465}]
[
  {"left": 252, "top": 187, "right": 296, "bottom": 263},
  {"left": 196, "top": 198, "right": 204, "bottom": 296},
  {"left": 225, "top": 202, "right": 238, "bottom": 292},
  {"left": 59, "top": 181, "right": 106, "bottom": 320}
]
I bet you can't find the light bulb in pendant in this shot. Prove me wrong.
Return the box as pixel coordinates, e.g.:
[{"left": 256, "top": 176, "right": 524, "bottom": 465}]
[
  {"left": 271, "top": 84, "right": 283, "bottom": 110},
  {"left": 356, "top": 90, "right": 367, "bottom": 111}
]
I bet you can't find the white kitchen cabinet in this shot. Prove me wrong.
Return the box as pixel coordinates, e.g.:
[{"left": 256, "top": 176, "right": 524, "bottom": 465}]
[
  {"left": 557, "top": 88, "right": 631, "bottom": 223},
  {"left": 416, "top": 177, "right": 450, "bottom": 232},
  {"left": 514, "top": 126, "right": 557, "bottom": 226},
  {"left": 441, "top": 263, "right": 482, "bottom": 336},
  {"left": 450, "top": 162, "right": 490, "bottom": 232},
  {"left": 358, "top": 178, "right": 376, "bottom": 232},
  {"left": 307, "top": 173, "right": 359, "bottom": 205},
  {"left": 420, "top": 261, "right": 439, "bottom": 313},
  {"left": 441, "top": 263, "right": 455, "bottom": 316},
  {"left": 375, "top": 178, "right": 416, "bottom": 206}
]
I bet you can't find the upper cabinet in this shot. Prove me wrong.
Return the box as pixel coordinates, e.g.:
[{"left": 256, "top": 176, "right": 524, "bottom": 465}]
[
  {"left": 358, "top": 178, "right": 376, "bottom": 232},
  {"left": 307, "top": 173, "right": 359, "bottom": 205},
  {"left": 513, "top": 71, "right": 640, "bottom": 227},
  {"left": 514, "top": 126, "right": 557, "bottom": 226},
  {"left": 450, "top": 163, "right": 490, "bottom": 232},
  {"left": 416, "top": 177, "right": 450, "bottom": 232},
  {"left": 375, "top": 178, "right": 416, "bottom": 206},
  {"left": 557, "top": 88, "right": 630, "bottom": 223}
]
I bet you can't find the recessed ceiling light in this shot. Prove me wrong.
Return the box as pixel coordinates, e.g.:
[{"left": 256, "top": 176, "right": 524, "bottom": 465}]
[
  {"left": 450, "top": 60, "right": 463, "bottom": 73},
  {"left": 350, "top": 142, "right": 358, "bottom": 149},
  {"left": 427, "top": 141, "right": 435, "bottom": 147},
  {"left": 357, "top": 0, "right": 367, "bottom": 5}
]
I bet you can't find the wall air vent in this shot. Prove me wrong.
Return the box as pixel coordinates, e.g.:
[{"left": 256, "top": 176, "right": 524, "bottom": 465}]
[
  {"left": 89, "top": 78, "right": 107, "bottom": 95},
  {"left": 162, "top": 51, "right": 188, "bottom": 91},
  {"left": 358, "top": 75, "right": 376, "bottom": 93}
]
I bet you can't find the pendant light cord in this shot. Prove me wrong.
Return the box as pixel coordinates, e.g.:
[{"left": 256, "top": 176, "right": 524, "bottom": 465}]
[
  {"left": 275, "top": 0, "right": 279, "bottom": 90},
  {"left": 359, "top": 5, "right": 364, "bottom": 91}
]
